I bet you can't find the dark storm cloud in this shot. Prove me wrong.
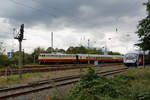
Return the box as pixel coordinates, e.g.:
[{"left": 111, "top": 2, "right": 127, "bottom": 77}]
[
  {"left": 0, "top": 0, "right": 146, "bottom": 30},
  {"left": 0, "top": 0, "right": 148, "bottom": 53}
]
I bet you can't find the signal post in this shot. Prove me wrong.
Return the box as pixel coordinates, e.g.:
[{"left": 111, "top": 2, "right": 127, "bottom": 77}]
[{"left": 14, "top": 24, "right": 24, "bottom": 79}]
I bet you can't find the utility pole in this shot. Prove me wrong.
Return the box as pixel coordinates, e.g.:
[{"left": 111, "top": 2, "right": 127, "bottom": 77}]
[
  {"left": 51, "top": 32, "right": 53, "bottom": 53},
  {"left": 14, "top": 24, "right": 24, "bottom": 79},
  {"left": 88, "top": 39, "right": 90, "bottom": 64}
]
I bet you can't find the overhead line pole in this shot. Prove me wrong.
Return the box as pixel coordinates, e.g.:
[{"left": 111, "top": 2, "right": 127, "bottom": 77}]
[
  {"left": 51, "top": 32, "right": 53, "bottom": 53},
  {"left": 88, "top": 39, "right": 90, "bottom": 64}
]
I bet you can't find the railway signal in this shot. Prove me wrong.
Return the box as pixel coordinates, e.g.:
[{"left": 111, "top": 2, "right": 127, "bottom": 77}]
[{"left": 14, "top": 24, "right": 25, "bottom": 79}]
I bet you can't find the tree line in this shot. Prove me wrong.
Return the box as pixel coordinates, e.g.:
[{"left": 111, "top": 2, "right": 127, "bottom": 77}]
[{"left": 0, "top": 45, "right": 121, "bottom": 67}]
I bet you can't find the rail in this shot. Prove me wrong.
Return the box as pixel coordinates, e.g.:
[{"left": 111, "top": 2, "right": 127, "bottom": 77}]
[
  {"left": 0, "top": 63, "right": 122, "bottom": 76},
  {"left": 0, "top": 67, "right": 128, "bottom": 99}
]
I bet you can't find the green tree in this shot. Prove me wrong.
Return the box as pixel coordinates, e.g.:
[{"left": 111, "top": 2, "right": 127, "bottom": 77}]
[
  {"left": 0, "top": 55, "right": 8, "bottom": 66},
  {"left": 46, "top": 47, "right": 54, "bottom": 53},
  {"left": 136, "top": 0, "right": 150, "bottom": 51},
  {"left": 32, "top": 47, "right": 45, "bottom": 63},
  {"left": 0, "top": 41, "right": 8, "bottom": 67},
  {"left": 108, "top": 51, "right": 121, "bottom": 55},
  {"left": 66, "top": 46, "right": 103, "bottom": 54},
  {"left": 89, "top": 48, "right": 103, "bottom": 54},
  {"left": 54, "top": 48, "right": 65, "bottom": 53},
  {"left": 8, "top": 51, "right": 19, "bottom": 65},
  {"left": 0, "top": 41, "right": 5, "bottom": 55},
  {"left": 23, "top": 53, "right": 33, "bottom": 64},
  {"left": 66, "top": 46, "right": 88, "bottom": 54},
  {"left": 66, "top": 46, "right": 75, "bottom": 54},
  {"left": 8, "top": 51, "right": 33, "bottom": 66}
]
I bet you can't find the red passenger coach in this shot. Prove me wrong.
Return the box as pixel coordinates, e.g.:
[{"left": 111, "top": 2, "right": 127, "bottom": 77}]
[{"left": 38, "top": 53, "right": 123, "bottom": 64}]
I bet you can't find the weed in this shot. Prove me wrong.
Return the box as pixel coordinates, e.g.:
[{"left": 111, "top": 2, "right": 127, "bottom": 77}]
[{"left": 51, "top": 67, "right": 150, "bottom": 100}]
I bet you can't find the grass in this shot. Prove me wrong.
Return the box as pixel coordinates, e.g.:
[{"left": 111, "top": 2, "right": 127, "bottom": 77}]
[
  {"left": 0, "top": 68, "right": 86, "bottom": 86},
  {"left": 51, "top": 67, "right": 150, "bottom": 100},
  {"left": 0, "top": 64, "right": 122, "bottom": 87},
  {"left": 0, "top": 73, "right": 43, "bottom": 86},
  {"left": 0, "top": 67, "right": 7, "bottom": 71}
]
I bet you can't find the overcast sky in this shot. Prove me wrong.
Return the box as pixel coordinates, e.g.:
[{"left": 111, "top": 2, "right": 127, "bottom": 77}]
[{"left": 0, "top": 0, "right": 148, "bottom": 54}]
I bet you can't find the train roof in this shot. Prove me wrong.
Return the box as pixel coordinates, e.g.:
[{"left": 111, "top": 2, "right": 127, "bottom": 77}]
[
  {"left": 126, "top": 50, "right": 149, "bottom": 55},
  {"left": 39, "top": 53, "right": 123, "bottom": 57},
  {"left": 125, "top": 52, "right": 147, "bottom": 56}
]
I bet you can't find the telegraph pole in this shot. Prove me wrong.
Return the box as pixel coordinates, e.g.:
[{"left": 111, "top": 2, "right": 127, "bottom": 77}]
[
  {"left": 51, "top": 32, "right": 53, "bottom": 53},
  {"left": 14, "top": 24, "right": 24, "bottom": 79}
]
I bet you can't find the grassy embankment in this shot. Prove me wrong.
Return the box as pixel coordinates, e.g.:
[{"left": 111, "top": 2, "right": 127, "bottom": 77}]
[{"left": 51, "top": 67, "right": 150, "bottom": 100}]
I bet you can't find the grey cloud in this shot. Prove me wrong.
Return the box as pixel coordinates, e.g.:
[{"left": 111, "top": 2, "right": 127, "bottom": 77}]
[
  {"left": 0, "top": 0, "right": 148, "bottom": 54},
  {"left": 0, "top": 0, "right": 146, "bottom": 30}
]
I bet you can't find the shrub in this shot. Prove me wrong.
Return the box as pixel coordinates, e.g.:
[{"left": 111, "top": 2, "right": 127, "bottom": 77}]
[{"left": 51, "top": 67, "right": 150, "bottom": 100}]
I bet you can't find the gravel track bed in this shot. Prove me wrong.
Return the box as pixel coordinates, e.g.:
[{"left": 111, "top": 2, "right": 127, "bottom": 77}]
[
  {"left": 6, "top": 79, "right": 78, "bottom": 100},
  {"left": 8, "top": 84, "right": 73, "bottom": 100},
  {"left": 0, "top": 65, "right": 126, "bottom": 100}
]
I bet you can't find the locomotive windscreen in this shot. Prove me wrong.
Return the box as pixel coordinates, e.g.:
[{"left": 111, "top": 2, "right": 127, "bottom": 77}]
[{"left": 125, "top": 53, "right": 138, "bottom": 60}]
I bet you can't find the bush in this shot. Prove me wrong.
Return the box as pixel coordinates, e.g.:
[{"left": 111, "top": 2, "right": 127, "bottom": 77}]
[
  {"left": 51, "top": 67, "right": 150, "bottom": 100},
  {"left": 0, "top": 55, "right": 8, "bottom": 66}
]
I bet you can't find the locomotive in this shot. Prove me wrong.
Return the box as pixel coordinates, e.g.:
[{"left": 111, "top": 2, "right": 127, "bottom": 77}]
[
  {"left": 123, "top": 53, "right": 150, "bottom": 67},
  {"left": 38, "top": 53, "right": 123, "bottom": 64}
]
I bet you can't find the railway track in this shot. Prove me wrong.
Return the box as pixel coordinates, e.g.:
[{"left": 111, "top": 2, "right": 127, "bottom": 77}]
[
  {"left": 0, "top": 63, "right": 122, "bottom": 76},
  {"left": 0, "top": 67, "right": 128, "bottom": 100},
  {"left": 22, "top": 63, "right": 122, "bottom": 68}
]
